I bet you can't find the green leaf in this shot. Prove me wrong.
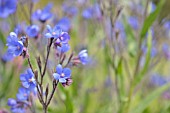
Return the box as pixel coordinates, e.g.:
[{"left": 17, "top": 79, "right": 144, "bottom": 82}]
[
  {"left": 130, "top": 84, "right": 170, "bottom": 113},
  {"left": 140, "top": 0, "right": 165, "bottom": 39},
  {"left": 133, "top": 28, "right": 152, "bottom": 86},
  {"left": 65, "top": 91, "right": 73, "bottom": 113}
]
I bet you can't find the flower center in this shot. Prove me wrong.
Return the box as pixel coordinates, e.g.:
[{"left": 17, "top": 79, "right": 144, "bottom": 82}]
[
  {"left": 52, "top": 32, "right": 56, "bottom": 35},
  {"left": 29, "top": 78, "right": 34, "bottom": 82},
  {"left": 61, "top": 73, "right": 65, "bottom": 77},
  {"left": 24, "top": 93, "right": 27, "bottom": 97}
]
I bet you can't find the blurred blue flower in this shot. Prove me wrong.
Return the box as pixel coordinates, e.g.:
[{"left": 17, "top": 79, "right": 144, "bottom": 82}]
[
  {"left": 16, "top": 87, "right": 30, "bottom": 101},
  {"left": 53, "top": 64, "right": 71, "bottom": 83},
  {"left": 6, "top": 32, "right": 24, "bottom": 57},
  {"left": 1, "top": 52, "right": 14, "bottom": 62},
  {"left": 0, "top": 0, "right": 17, "bottom": 18},
  {"left": 62, "top": 4, "right": 78, "bottom": 17},
  {"left": 32, "top": 3, "right": 53, "bottom": 22},
  {"left": 57, "top": 17, "right": 71, "bottom": 32},
  {"left": 20, "top": 68, "right": 36, "bottom": 90},
  {"left": 45, "top": 25, "right": 62, "bottom": 38},
  {"left": 78, "top": 49, "right": 88, "bottom": 65},
  {"left": 82, "top": 7, "right": 93, "bottom": 19},
  {"left": 164, "top": 21, "right": 170, "bottom": 29},
  {"left": 162, "top": 43, "right": 170, "bottom": 60},
  {"left": 151, "top": 74, "right": 167, "bottom": 86},
  {"left": 8, "top": 98, "right": 17, "bottom": 106},
  {"left": 128, "top": 16, "right": 139, "bottom": 30},
  {"left": 26, "top": 25, "right": 39, "bottom": 38},
  {"left": 14, "top": 22, "right": 27, "bottom": 36},
  {"left": 93, "top": 3, "right": 102, "bottom": 20},
  {"left": 82, "top": 3, "right": 102, "bottom": 20},
  {"left": 57, "top": 43, "right": 70, "bottom": 53},
  {"left": 8, "top": 98, "right": 26, "bottom": 113}
]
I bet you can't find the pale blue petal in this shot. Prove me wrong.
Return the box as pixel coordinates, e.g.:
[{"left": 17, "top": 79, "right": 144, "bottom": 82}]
[{"left": 53, "top": 73, "right": 60, "bottom": 80}]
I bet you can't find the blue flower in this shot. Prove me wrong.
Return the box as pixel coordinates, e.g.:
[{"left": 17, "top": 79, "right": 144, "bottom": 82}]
[
  {"left": 93, "top": 3, "right": 102, "bottom": 19},
  {"left": 53, "top": 64, "right": 71, "bottom": 83},
  {"left": 14, "top": 22, "right": 27, "bottom": 36},
  {"left": 78, "top": 50, "right": 88, "bottom": 65},
  {"left": 59, "top": 32, "right": 70, "bottom": 43},
  {"left": 8, "top": 98, "right": 27, "bottom": 113},
  {"left": 26, "top": 25, "right": 39, "bottom": 38},
  {"left": 16, "top": 87, "right": 30, "bottom": 101},
  {"left": 8, "top": 98, "right": 17, "bottom": 106},
  {"left": 128, "top": 16, "right": 139, "bottom": 30},
  {"left": 20, "top": 68, "right": 36, "bottom": 90},
  {"left": 57, "top": 43, "right": 70, "bottom": 53},
  {"left": 45, "top": 25, "right": 62, "bottom": 38},
  {"left": 62, "top": 4, "right": 78, "bottom": 17},
  {"left": 151, "top": 74, "right": 167, "bottom": 86},
  {"left": 0, "top": 0, "right": 17, "bottom": 18},
  {"left": 32, "top": 3, "right": 53, "bottom": 22},
  {"left": 82, "top": 7, "right": 93, "bottom": 19},
  {"left": 1, "top": 52, "right": 14, "bottom": 62},
  {"left": 6, "top": 32, "right": 24, "bottom": 57},
  {"left": 57, "top": 17, "right": 71, "bottom": 32}
]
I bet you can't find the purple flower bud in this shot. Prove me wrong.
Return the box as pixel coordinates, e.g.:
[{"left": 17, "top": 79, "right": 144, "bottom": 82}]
[{"left": 78, "top": 50, "right": 88, "bottom": 65}]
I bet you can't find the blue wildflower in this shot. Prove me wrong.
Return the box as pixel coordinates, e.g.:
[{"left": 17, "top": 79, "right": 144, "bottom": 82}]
[
  {"left": 82, "top": 7, "right": 93, "bottom": 19},
  {"left": 128, "top": 16, "right": 139, "bottom": 30},
  {"left": 8, "top": 98, "right": 27, "bottom": 113},
  {"left": 53, "top": 64, "right": 71, "bottom": 83},
  {"left": 1, "top": 52, "right": 14, "bottom": 62},
  {"left": 0, "top": 0, "right": 17, "bottom": 18},
  {"left": 93, "top": 3, "right": 102, "bottom": 20},
  {"left": 62, "top": 4, "right": 78, "bottom": 17},
  {"left": 45, "top": 25, "right": 62, "bottom": 38},
  {"left": 78, "top": 50, "right": 88, "bottom": 65},
  {"left": 32, "top": 3, "right": 53, "bottom": 22},
  {"left": 151, "top": 74, "right": 167, "bottom": 86},
  {"left": 26, "top": 25, "right": 39, "bottom": 38},
  {"left": 20, "top": 68, "right": 36, "bottom": 90},
  {"left": 8, "top": 98, "right": 17, "bottom": 106},
  {"left": 56, "top": 43, "right": 70, "bottom": 53},
  {"left": 6, "top": 32, "right": 24, "bottom": 57},
  {"left": 16, "top": 87, "right": 30, "bottom": 101},
  {"left": 57, "top": 17, "right": 71, "bottom": 32},
  {"left": 14, "top": 22, "right": 27, "bottom": 36}
]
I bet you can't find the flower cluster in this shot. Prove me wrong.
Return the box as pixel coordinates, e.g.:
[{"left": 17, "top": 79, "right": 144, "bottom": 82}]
[
  {"left": 3, "top": 0, "right": 89, "bottom": 112},
  {"left": 0, "top": 0, "right": 17, "bottom": 18},
  {"left": 8, "top": 68, "right": 36, "bottom": 113},
  {"left": 8, "top": 87, "right": 31, "bottom": 113}
]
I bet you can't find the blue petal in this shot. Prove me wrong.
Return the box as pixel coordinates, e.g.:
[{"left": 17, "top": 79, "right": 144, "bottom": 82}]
[
  {"left": 20, "top": 74, "right": 26, "bottom": 81},
  {"left": 45, "top": 33, "right": 52, "bottom": 38},
  {"left": 22, "top": 82, "right": 30, "bottom": 88},
  {"left": 27, "top": 68, "right": 34, "bottom": 78},
  {"left": 59, "top": 78, "right": 66, "bottom": 83},
  {"left": 63, "top": 68, "right": 71, "bottom": 78},
  {"left": 56, "top": 64, "right": 62, "bottom": 74},
  {"left": 46, "top": 25, "right": 52, "bottom": 33},
  {"left": 53, "top": 73, "right": 60, "bottom": 80}
]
